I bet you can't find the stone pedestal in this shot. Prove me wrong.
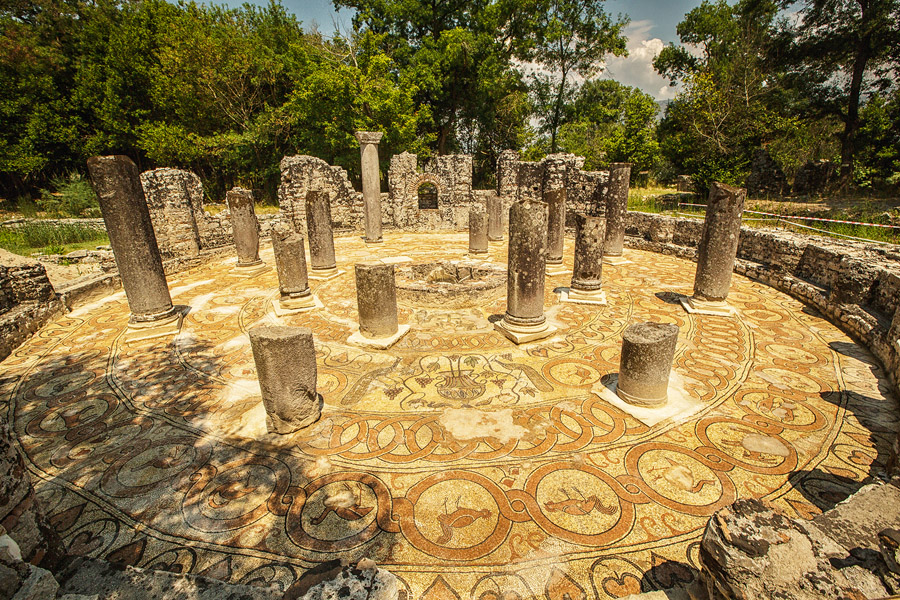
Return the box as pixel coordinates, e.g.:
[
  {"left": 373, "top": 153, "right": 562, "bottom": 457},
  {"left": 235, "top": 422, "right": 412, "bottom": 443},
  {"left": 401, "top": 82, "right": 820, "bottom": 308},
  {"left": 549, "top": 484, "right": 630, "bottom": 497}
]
[
  {"left": 305, "top": 190, "right": 338, "bottom": 277},
  {"left": 562, "top": 214, "right": 606, "bottom": 305},
  {"left": 226, "top": 187, "right": 267, "bottom": 275},
  {"left": 87, "top": 155, "right": 182, "bottom": 341},
  {"left": 486, "top": 192, "right": 503, "bottom": 241},
  {"left": 355, "top": 131, "right": 384, "bottom": 244},
  {"left": 603, "top": 163, "right": 631, "bottom": 257},
  {"left": 350, "top": 262, "right": 409, "bottom": 348},
  {"left": 545, "top": 188, "right": 566, "bottom": 265},
  {"left": 495, "top": 201, "right": 557, "bottom": 344},
  {"left": 681, "top": 182, "right": 745, "bottom": 316},
  {"left": 616, "top": 322, "right": 678, "bottom": 407},
  {"left": 248, "top": 326, "right": 321, "bottom": 434},
  {"left": 468, "top": 205, "right": 489, "bottom": 255},
  {"left": 271, "top": 224, "right": 316, "bottom": 312}
]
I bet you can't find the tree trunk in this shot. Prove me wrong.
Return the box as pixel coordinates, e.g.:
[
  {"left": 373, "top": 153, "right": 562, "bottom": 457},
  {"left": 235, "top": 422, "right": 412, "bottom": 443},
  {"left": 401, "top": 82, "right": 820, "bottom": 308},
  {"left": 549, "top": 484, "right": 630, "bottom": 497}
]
[{"left": 840, "top": 3, "right": 872, "bottom": 185}]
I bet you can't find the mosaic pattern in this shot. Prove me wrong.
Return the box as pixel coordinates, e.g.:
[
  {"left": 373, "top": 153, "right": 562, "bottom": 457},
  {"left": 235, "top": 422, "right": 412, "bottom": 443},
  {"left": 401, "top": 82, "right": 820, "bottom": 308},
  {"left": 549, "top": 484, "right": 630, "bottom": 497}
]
[{"left": 2, "top": 232, "right": 897, "bottom": 598}]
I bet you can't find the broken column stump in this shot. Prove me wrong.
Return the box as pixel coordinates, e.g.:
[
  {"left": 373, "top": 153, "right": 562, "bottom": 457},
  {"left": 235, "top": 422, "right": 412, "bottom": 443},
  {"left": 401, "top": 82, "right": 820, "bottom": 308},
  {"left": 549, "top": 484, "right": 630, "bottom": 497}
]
[
  {"left": 616, "top": 322, "right": 678, "bottom": 407},
  {"left": 486, "top": 191, "right": 503, "bottom": 242},
  {"left": 249, "top": 326, "right": 321, "bottom": 434},
  {"left": 226, "top": 187, "right": 267, "bottom": 276},
  {"left": 271, "top": 224, "right": 316, "bottom": 312},
  {"left": 495, "top": 201, "right": 557, "bottom": 344},
  {"left": 87, "top": 155, "right": 182, "bottom": 341},
  {"left": 681, "top": 182, "right": 746, "bottom": 316},
  {"left": 603, "top": 163, "right": 631, "bottom": 262},
  {"left": 305, "top": 190, "right": 339, "bottom": 279},
  {"left": 563, "top": 213, "right": 607, "bottom": 305},
  {"left": 355, "top": 131, "right": 384, "bottom": 244},
  {"left": 468, "top": 205, "right": 489, "bottom": 255},
  {"left": 350, "top": 262, "right": 409, "bottom": 349}
]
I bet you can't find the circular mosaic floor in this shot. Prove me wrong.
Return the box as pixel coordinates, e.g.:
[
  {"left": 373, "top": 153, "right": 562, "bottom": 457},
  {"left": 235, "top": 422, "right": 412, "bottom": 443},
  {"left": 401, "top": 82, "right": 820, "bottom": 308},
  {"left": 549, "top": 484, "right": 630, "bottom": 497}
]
[{"left": 2, "top": 232, "right": 897, "bottom": 599}]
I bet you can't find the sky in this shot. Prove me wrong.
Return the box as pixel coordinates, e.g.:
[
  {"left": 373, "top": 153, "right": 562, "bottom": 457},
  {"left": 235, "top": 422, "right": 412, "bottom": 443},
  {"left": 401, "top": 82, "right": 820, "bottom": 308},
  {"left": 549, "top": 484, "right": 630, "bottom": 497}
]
[{"left": 248, "top": 0, "right": 705, "bottom": 101}]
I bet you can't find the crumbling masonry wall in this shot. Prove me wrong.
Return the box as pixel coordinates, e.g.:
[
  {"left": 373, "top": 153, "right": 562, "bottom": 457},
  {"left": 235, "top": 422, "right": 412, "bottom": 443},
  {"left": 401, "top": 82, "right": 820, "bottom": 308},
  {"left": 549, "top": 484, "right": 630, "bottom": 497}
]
[
  {"left": 387, "top": 152, "right": 474, "bottom": 230},
  {"left": 278, "top": 156, "right": 363, "bottom": 234}
]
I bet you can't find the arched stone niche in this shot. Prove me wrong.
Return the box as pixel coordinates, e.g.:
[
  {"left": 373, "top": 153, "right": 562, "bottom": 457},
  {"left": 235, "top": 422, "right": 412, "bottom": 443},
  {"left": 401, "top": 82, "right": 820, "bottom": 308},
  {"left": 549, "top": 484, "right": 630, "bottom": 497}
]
[{"left": 388, "top": 152, "right": 473, "bottom": 231}]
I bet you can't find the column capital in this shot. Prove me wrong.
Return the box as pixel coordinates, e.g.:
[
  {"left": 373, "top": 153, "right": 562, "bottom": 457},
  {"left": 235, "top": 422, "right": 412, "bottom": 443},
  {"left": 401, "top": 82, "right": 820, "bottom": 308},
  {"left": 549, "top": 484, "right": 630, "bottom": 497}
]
[{"left": 354, "top": 131, "right": 384, "bottom": 145}]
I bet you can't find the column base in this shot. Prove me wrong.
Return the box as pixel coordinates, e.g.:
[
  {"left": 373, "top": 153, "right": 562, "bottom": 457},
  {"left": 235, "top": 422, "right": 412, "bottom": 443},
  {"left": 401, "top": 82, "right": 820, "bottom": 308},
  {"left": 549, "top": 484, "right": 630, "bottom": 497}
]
[
  {"left": 488, "top": 235, "right": 503, "bottom": 242},
  {"left": 559, "top": 287, "right": 607, "bottom": 305},
  {"left": 308, "top": 268, "right": 344, "bottom": 281},
  {"left": 615, "top": 384, "right": 667, "bottom": 408},
  {"left": 545, "top": 265, "right": 571, "bottom": 277},
  {"left": 272, "top": 294, "right": 322, "bottom": 316},
  {"left": 680, "top": 295, "right": 737, "bottom": 316},
  {"left": 348, "top": 324, "right": 410, "bottom": 349},
  {"left": 231, "top": 262, "right": 270, "bottom": 277},
  {"left": 602, "top": 254, "right": 632, "bottom": 265},
  {"left": 493, "top": 316, "right": 557, "bottom": 344},
  {"left": 124, "top": 310, "right": 184, "bottom": 342},
  {"left": 364, "top": 238, "right": 384, "bottom": 244},
  {"left": 592, "top": 374, "right": 703, "bottom": 427}
]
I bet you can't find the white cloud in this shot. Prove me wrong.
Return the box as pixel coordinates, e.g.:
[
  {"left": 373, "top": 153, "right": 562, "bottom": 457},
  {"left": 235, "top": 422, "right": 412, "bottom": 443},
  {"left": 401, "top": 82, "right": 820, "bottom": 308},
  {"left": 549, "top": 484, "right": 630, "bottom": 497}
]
[{"left": 599, "top": 20, "right": 681, "bottom": 101}]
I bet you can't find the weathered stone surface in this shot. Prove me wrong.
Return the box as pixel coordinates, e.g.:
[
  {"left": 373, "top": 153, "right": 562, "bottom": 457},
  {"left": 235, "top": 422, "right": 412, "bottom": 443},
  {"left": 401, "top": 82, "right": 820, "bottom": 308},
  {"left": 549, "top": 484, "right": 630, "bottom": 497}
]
[
  {"left": 0, "top": 418, "right": 65, "bottom": 570},
  {"left": 793, "top": 159, "right": 836, "bottom": 196},
  {"left": 248, "top": 326, "right": 320, "bottom": 434},
  {"left": 355, "top": 131, "right": 384, "bottom": 243},
  {"left": 692, "top": 182, "right": 746, "bottom": 302},
  {"left": 879, "top": 528, "right": 900, "bottom": 575},
  {"left": 603, "top": 163, "right": 631, "bottom": 256},
  {"left": 497, "top": 151, "right": 605, "bottom": 218},
  {"left": 571, "top": 214, "right": 605, "bottom": 292},
  {"left": 745, "top": 148, "right": 787, "bottom": 197},
  {"left": 468, "top": 205, "right": 488, "bottom": 254},
  {"left": 87, "top": 155, "right": 176, "bottom": 323},
  {"left": 271, "top": 224, "right": 311, "bottom": 299},
  {"left": 225, "top": 187, "right": 261, "bottom": 267},
  {"left": 504, "top": 201, "right": 548, "bottom": 328},
  {"left": 57, "top": 557, "right": 282, "bottom": 600},
  {"left": 355, "top": 262, "right": 398, "bottom": 338},
  {"left": 387, "top": 152, "right": 474, "bottom": 231},
  {"left": 284, "top": 560, "right": 399, "bottom": 600},
  {"left": 830, "top": 256, "right": 877, "bottom": 305},
  {"left": 305, "top": 191, "right": 337, "bottom": 271},
  {"left": 0, "top": 558, "right": 58, "bottom": 600},
  {"left": 485, "top": 191, "right": 503, "bottom": 241},
  {"left": 809, "top": 482, "right": 900, "bottom": 554},
  {"left": 617, "top": 322, "right": 678, "bottom": 407},
  {"left": 545, "top": 188, "right": 566, "bottom": 264},
  {"left": 279, "top": 156, "right": 362, "bottom": 233},
  {"left": 699, "top": 497, "right": 895, "bottom": 600}
]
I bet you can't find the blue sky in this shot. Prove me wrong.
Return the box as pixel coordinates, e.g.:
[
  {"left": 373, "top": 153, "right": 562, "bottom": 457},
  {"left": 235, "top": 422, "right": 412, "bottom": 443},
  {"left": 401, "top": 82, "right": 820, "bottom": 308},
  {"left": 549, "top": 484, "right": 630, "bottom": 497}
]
[{"left": 237, "top": 0, "right": 705, "bottom": 100}]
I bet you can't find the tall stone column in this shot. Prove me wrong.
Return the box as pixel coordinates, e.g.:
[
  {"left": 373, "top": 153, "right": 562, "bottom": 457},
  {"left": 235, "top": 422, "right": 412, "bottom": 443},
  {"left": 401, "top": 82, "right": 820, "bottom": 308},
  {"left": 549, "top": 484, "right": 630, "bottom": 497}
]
[
  {"left": 271, "top": 224, "right": 316, "bottom": 312},
  {"left": 355, "top": 131, "right": 384, "bottom": 243},
  {"left": 305, "top": 190, "right": 339, "bottom": 278},
  {"left": 87, "top": 155, "right": 181, "bottom": 340},
  {"left": 495, "top": 201, "right": 557, "bottom": 344},
  {"left": 681, "top": 182, "right": 746, "bottom": 316},
  {"left": 249, "top": 325, "right": 321, "bottom": 434},
  {"left": 603, "top": 163, "right": 631, "bottom": 259},
  {"left": 617, "top": 322, "right": 679, "bottom": 407},
  {"left": 468, "top": 204, "right": 489, "bottom": 255},
  {"left": 486, "top": 191, "right": 503, "bottom": 241},
  {"left": 226, "top": 187, "right": 267, "bottom": 275},
  {"left": 350, "top": 262, "right": 409, "bottom": 348},
  {"left": 545, "top": 188, "right": 566, "bottom": 267},
  {"left": 562, "top": 213, "right": 606, "bottom": 305}
]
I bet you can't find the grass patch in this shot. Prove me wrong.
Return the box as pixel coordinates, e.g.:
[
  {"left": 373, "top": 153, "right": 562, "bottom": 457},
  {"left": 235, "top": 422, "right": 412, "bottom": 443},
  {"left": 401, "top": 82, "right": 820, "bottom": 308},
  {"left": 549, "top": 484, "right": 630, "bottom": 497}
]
[
  {"left": 203, "top": 202, "right": 279, "bottom": 216},
  {"left": 0, "top": 222, "right": 109, "bottom": 256}
]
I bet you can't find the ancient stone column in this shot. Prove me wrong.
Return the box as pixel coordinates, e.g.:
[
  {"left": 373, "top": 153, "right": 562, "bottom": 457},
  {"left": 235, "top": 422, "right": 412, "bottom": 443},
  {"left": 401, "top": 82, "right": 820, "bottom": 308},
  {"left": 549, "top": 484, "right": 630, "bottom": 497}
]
[
  {"left": 604, "top": 163, "right": 631, "bottom": 257},
  {"left": 469, "top": 205, "right": 489, "bottom": 255},
  {"left": 565, "top": 213, "right": 606, "bottom": 304},
  {"left": 271, "top": 224, "right": 315, "bottom": 311},
  {"left": 617, "top": 322, "right": 679, "bottom": 407},
  {"left": 545, "top": 188, "right": 566, "bottom": 266},
  {"left": 226, "top": 187, "right": 265, "bottom": 273},
  {"left": 305, "top": 190, "right": 337, "bottom": 274},
  {"left": 495, "top": 201, "right": 556, "bottom": 343},
  {"left": 486, "top": 191, "right": 503, "bottom": 241},
  {"left": 682, "top": 182, "right": 746, "bottom": 315},
  {"left": 249, "top": 325, "right": 321, "bottom": 434},
  {"left": 351, "top": 262, "right": 409, "bottom": 348},
  {"left": 87, "top": 155, "right": 180, "bottom": 335},
  {"left": 355, "top": 131, "right": 384, "bottom": 243}
]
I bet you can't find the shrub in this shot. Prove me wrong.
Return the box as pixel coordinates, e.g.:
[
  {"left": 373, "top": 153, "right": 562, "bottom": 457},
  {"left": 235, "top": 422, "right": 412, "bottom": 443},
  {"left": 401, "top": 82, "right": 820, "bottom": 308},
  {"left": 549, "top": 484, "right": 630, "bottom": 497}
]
[{"left": 38, "top": 173, "right": 100, "bottom": 218}]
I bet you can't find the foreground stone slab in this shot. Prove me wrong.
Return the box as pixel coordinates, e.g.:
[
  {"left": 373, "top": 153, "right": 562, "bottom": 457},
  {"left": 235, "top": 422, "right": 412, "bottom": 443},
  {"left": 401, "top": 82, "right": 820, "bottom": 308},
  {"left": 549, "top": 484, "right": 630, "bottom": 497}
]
[
  {"left": 284, "top": 559, "right": 400, "bottom": 600},
  {"left": 87, "top": 155, "right": 179, "bottom": 334},
  {"left": 249, "top": 325, "right": 321, "bottom": 434}
]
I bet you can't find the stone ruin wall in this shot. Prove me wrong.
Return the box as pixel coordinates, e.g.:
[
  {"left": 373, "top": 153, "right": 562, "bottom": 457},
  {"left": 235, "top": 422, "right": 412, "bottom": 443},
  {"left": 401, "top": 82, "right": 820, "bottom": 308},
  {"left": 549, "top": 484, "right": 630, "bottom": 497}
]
[
  {"left": 278, "top": 155, "right": 363, "bottom": 234},
  {"left": 387, "top": 152, "right": 474, "bottom": 231},
  {"left": 0, "top": 252, "right": 64, "bottom": 362},
  {"left": 744, "top": 148, "right": 837, "bottom": 197}
]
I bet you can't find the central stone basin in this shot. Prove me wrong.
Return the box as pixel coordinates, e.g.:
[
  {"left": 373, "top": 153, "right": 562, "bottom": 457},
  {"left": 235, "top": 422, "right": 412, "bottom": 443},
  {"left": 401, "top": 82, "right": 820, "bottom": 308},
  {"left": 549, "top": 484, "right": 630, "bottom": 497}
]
[{"left": 396, "top": 260, "right": 506, "bottom": 308}]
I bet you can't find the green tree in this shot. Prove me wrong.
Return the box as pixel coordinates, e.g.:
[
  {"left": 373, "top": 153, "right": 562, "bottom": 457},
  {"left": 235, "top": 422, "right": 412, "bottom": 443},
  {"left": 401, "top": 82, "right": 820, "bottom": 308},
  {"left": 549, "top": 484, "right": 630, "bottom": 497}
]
[{"left": 776, "top": 0, "right": 900, "bottom": 183}]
